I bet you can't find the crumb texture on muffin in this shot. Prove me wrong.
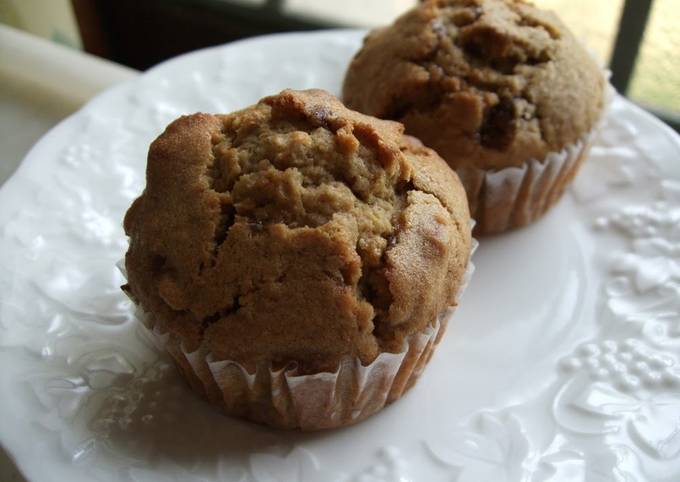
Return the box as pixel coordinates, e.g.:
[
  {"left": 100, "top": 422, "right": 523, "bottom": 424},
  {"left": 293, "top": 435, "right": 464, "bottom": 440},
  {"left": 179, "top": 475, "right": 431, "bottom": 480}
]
[
  {"left": 342, "top": 0, "right": 605, "bottom": 170},
  {"left": 124, "top": 89, "right": 471, "bottom": 373}
]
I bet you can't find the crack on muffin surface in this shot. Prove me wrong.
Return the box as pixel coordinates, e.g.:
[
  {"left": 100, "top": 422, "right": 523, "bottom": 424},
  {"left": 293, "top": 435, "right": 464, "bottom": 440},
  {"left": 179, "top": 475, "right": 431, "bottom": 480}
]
[
  {"left": 205, "top": 130, "right": 238, "bottom": 265},
  {"left": 124, "top": 90, "right": 471, "bottom": 373},
  {"left": 389, "top": 1, "right": 559, "bottom": 145},
  {"left": 201, "top": 297, "right": 241, "bottom": 331},
  {"left": 203, "top": 100, "right": 412, "bottom": 342},
  {"left": 343, "top": 0, "right": 604, "bottom": 171}
]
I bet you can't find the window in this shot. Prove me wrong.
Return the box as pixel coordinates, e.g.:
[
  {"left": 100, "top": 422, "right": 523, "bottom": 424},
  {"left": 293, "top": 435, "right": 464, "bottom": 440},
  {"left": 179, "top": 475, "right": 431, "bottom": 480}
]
[{"left": 628, "top": 0, "right": 680, "bottom": 116}]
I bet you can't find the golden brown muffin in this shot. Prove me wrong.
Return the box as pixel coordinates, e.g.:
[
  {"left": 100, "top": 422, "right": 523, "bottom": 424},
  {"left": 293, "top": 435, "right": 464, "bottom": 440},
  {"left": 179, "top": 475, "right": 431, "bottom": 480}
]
[
  {"left": 343, "top": 0, "right": 606, "bottom": 233},
  {"left": 123, "top": 89, "right": 472, "bottom": 429}
]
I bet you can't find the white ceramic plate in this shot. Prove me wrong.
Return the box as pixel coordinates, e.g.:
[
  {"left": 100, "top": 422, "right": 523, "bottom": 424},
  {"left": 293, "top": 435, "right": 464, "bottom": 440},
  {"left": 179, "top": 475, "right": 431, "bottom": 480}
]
[{"left": 1, "top": 30, "right": 680, "bottom": 482}]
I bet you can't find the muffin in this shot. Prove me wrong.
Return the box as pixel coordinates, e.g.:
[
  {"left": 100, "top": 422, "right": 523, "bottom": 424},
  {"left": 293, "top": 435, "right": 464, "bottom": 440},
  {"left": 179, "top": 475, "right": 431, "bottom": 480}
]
[
  {"left": 122, "top": 89, "right": 473, "bottom": 430},
  {"left": 343, "top": 0, "right": 607, "bottom": 234}
]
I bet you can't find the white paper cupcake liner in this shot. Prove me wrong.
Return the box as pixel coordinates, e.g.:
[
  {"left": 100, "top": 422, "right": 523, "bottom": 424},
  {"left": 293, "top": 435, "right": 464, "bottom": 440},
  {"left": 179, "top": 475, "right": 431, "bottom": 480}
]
[
  {"left": 119, "top": 238, "right": 477, "bottom": 430},
  {"left": 458, "top": 133, "right": 593, "bottom": 234},
  {"left": 460, "top": 80, "right": 614, "bottom": 235}
]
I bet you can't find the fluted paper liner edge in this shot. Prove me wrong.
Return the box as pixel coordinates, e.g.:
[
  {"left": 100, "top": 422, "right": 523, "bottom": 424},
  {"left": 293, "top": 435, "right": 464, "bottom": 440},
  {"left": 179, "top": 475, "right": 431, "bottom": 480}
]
[
  {"left": 462, "top": 81, "right": 615, "bottom": 234},
  {"left": 118, "top": 238, "right": 476, "bottom": 431}
]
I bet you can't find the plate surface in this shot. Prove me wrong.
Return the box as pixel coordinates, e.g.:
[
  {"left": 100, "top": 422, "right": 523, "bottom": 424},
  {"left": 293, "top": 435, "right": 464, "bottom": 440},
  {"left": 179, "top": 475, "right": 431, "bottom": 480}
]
[{"left": 1, "top": 30, "right": 680, "bottom": 482}]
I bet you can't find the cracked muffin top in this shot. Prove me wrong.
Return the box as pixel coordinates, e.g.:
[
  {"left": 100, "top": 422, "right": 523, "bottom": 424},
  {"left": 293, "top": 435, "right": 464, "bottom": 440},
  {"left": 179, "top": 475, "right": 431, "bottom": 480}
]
[
  {"left": 123, "top": 89, "right": 471, "bottom": 373},
  {"left": 342, "top": 0, "right": 606, "bottom": 170}
]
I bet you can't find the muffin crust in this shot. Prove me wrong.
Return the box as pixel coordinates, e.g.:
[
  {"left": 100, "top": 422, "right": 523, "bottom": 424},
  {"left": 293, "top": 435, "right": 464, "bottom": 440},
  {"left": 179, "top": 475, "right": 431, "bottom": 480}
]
[
  {"left": 124, "top": 89, "right": 471, "bottom": 374},
  {"left": 342, "top": 0, "right": 605, "bottom": 170}
]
